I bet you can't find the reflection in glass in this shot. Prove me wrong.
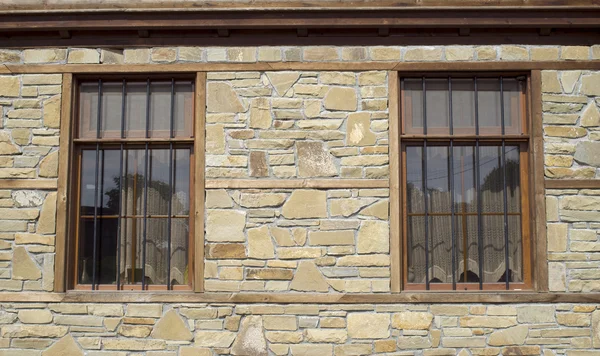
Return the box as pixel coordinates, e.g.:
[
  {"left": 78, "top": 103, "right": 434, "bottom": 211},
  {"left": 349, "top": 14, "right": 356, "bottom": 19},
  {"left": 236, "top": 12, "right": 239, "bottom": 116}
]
[
  {"left": 406, "top": 144, "right": 522, "bottom": 286},
  {"left": 78, "top": 147, "right": 191, "bottom": 287}
]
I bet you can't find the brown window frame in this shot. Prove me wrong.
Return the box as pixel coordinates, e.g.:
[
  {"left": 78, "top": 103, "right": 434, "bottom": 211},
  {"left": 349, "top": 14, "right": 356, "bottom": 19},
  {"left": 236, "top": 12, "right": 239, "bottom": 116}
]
[
  {"left": 67, "top": 75, "right": 197, "bottom": 292},
  {"left": 399, "top": 73, "right": 533, "bottom": 292}
]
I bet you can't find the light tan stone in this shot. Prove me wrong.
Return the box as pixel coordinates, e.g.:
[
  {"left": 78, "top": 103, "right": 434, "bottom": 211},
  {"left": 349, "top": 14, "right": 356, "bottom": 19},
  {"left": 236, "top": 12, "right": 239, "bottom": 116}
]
[
  {"left": 562, "top": 46, "right": 589, "bottom": 60},
  {"left": 282, "top": 190, "right": 327, "bottom": 219},
  {"left": 118, "top": 324, "right": 152, "bottom": 337},
  {"left": 459, "top": 316, "right": 517, "bottom": 328},
  {"left": 195, "top": 331, "right": 237, "bottom": 347},
  {"left": 560, "top": 71, "right": 581, "bottom": 93},
  {"left": 248, "top": 225, "right": 275, "bottom": 259},
  {"left": 2, "top": 325, "right": 68, "bottom": 338},
  {"left": 297, "top": 141, "right": 337, "bottom": 178},
  {"left": 290, "top": 261, "right": 329, "bottom": 292},
  {"left": 548, "top": 262, "right": 566, "bottom": 291},
  {"left": 305, "top": 329, "right": 347, "bottom": 343},
  {"left": 230, "top": 316, "right": 268, "bottom": 356},
  {"left": 123, "top": 48, "right": 150, "bottom": 64},
  {"left": 0, "top": 141, "right": 19, "bottom": 155},
  {"left": 347, "top": 313, "right": 390, "bottom": 339},
  {"left": 359, "top": 199, "right": 389, "bottom": 220},
  {"left": 266, "top": 72, "right": 300, "bottom": 96},
  {"left": 0, "top": 50, "right": 20, "bottom": 63},
  {"left": 304, "top": 47, "right": 339, "bottom": 61},
  {"left": 392, "top": 312, "right": 433, "bottom": 330},
  {"left": 309, "top": 230, "right": 354, "bottom": 246},
  {"left": 0, "top": 76, "right": 20, "bottom": 97},
  {"left": 357, "top": 220, "right": 389, "bottom": 254},
  {"left": 544, "top": 126, "right": 587, "bottom": 138},
  {"left": 126, "top": 304, "right": 162, "bottom": 318},
  {"left": 531, "top": 47, "right": 559, "bottom": 61},
  {"left": 151, "top": 310, "right": 193, "bottom": 341},
  {"left": 35, "top": 192, "right": 57, "bottom": 235},
  {"left": 18, "top": 309, "right": 52, "bottom": 324},
  {"left": 249, "top": 151, "right": 269, "bottom": 177},
  {"left": 249, "top": 97, "right": 271, "bottom": 129},
  {"left": 206, "top": 209, "right": 246, "bottom": 242},
  {"left": 207, "top": 82, "right": 244, "bottom": 113},
  {"left": 12, "top": 246, "right": 41, "bottom": 280},
  {"left": 337, "top": 254, "right": 389, "bottom": 266},
  {"left": 206, "top": 124, "right": 225, "bottom": 154},
  {"left": 346, "top": 112, "right": 376, "bottom": 146},
  {"left": 324, "top": 87, "right": 357, "bottom": 111},
  {"left": 542, "top": 71, "right": 562, "bottom": 93},
  {"left": 23, "top": 49, "right": 66, "bottom": 64},
  {"left": 42, "top": 335, "right": 83, "bottom": 356},
  {"left": 404, "top": 47, "right": 443, "bottom": 61},
  {"left": 206, "top": 189, "right": 233, "bottom": 208},
  {"left": 560, "top": 196, "right": 600, "bottom": 210},
  {"left": 446, "top": 46, "right": 475, "bottom": 61},
  {"left": 581, "top": 73, "right": 600, "bottom": 96},
  {"left": 103, "top": 339, "right": 166, "bottom": 351},
  {"left": 151, "top": 47, "right": 176, "bottom": 62},
  {"left": 241, "top": 193, "right": 286, "bottom": 208},
  {"left": 101, "top": 49, "right": 124, "bottom": 64},
  {"left": 517, "top": 305, "right": 555, "bottom": 323},
  {"left": 581, "top": 103, "right": 600, "bottom": 127},
  {"left": 43, "top": 95, "right": 61, "bottom": 129},
  {"left": 500, "top": 46, "right": 529, "bottom": 60},
  {"left": 247, "top": 268, "right": 293, "bottom": 280},
  {"left": 330, "top": 198, "right": 375, "bottom": 217},
  {"left": 206, "top": 243, "right": 246, "bottom": 259},
  {"left": 67, "top": 49, "right": 100, "bottom": 64},
  {"left": 488, "top": 325, "right": 528, "bottom": 346}
]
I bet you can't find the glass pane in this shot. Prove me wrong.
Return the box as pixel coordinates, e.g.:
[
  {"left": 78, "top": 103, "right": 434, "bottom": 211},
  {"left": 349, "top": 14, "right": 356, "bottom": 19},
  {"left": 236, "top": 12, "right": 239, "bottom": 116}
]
[
  {"left": 456, "top": 216, "right": 480, "bottom": 284},
  {"left": 479, "top": 146, "right": 503, "bottom": 214},
  {"left": 508, "top": 216, "right": 523, "bottom": 283},
  {"left": 452, "top": 78, "right": 476, "bottom": 135},
  {"left": 100, "top": 149, "right": 121, "bottom": 216},
  {"left": 125, "top": 82, "right": 148, "bottom": 138},
  {"left": 503, "top": 78, "right": 523, "bottom": 135},
  {"left": 100, "top": 82, "right": 124, "bottom": 138},
  {"left": 174, "top": 149, "right": 191, "bottom": 215},
  {"left": 452, "top": 146, "right": 477, "bottom": 214},
  {"left": 425, "top": 78, "right": 449, "bottom": 135},
  {"left": 426, "top": 146, "right": 450, "bottom": 214},
  {"left": 78, "top": 83, "right": 99, "bottom": 138},
  {"left": 80, "top": 150, "right": 98, "bottom": 216},
  {"left": 430, "top": 215, "right": 452, "bottom": 284},
  {"left": 121, "top": 218, "right": 143, "bottom": 285},
  {"left": 403, "top": 79, "right": 423, "bottom": 134},
  {"left": 406, "top": 146, "right": 423, "bottom": 213},
  {"left": 78, "top": 217, "right": 118, "bottom": 285},
  {"left": 148, "top": 149, "right": 170, "bottom": 216},
  {"left": 407, "top": 215, "right": 425, "bottom": 284},
  {"left": 145, "top": 218, "right": 168, "bottom": 285},
  {"left": 149, "top": 82, "right": 172, "bottom": 138},
  {"left": 481, "top": 215, "right": 505, "bottom": 283},
  {"left": 170, "top": 218, "right": 190, "bottom": 286},
  {"left": 174, "top": 82, "right": 194, "bottom": 138},
  {"left": 122, "top": 149, "right": 146, "bottom": 217},
  {"left": 477, "top": 78, "right": 502, "bottom": 134},
  {"left": 506, "top": 146, "right": 521, "bottom": 213}
]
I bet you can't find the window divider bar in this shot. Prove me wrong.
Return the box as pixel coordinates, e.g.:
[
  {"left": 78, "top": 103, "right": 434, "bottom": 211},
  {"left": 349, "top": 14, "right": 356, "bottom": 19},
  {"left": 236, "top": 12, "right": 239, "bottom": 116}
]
[
  {"left": 116, "top": 79, "right": 126, "bottom": 290},
  {"left": 142, "top": 79, "right": 151, "bottom": 290},
  {"left": 500, "top": 76, "right": 510, "bottom": 290},
  {"left": 91, "top": 79, "right": 103, "bottom": 291},
  {"left": 422, "top": 77, "right": 429, "bottom": 289},
  {"left": 167, "top": 78, "right": 175, "bottom": 290},
  {"left": 449, "top": 76, "right": 456, "bottom": 290},
  {"left": 474, "top": 77, "right": 483, "bottom": 290}
]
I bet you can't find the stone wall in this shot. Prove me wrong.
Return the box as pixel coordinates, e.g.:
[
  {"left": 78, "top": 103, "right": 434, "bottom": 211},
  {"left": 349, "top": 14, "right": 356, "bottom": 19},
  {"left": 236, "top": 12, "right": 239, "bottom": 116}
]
[
  {"left": 205, "top": 188, "right": 389, "bottom": 293},
  {"left": 206, "top": 71, "right": 389, "bottom": 179},
  {"left": 0, "top": 45, "right": 600, "bottom": 355},
  {"left": 543, "top": 70, "right": 600, "bottom": 179},
  {"left": 0, "top": 302, "right": 599, "bottom": 355}
]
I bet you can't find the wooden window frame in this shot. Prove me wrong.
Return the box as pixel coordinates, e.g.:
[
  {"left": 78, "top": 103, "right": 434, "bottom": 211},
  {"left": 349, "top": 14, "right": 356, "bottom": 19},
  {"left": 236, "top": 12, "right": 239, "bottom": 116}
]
[
  {"left": 393, "top": 71, "right": 543, "bottom": 293},
  {"left": 63, "top": 73, "right": 205, "bottom": 292}
]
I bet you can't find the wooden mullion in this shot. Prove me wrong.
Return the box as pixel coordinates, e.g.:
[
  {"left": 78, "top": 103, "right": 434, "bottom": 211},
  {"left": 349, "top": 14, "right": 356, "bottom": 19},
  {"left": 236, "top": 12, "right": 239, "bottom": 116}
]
[
  {"left": 530, "top": 70, "right": 548, "bottom": 292},
  {"left": 389, "top": 71, "right": 401, "bottom": 293},
  {"left": 194, "top": 72, "right": 206, "bottom": 293},
  {"left": 54, "top": 73, "right": 74, "bottom": 292}
]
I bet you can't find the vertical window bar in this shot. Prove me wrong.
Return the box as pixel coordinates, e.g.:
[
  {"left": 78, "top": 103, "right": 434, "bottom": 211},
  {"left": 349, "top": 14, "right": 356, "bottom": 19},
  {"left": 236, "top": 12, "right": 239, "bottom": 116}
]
[
  {"left": 116, "top": 79, "right": 126, "bottom": 289},
  {"left": 500, "top": 77, "right": 510, "bottom": 290},
  {"left": 141, "top": 79, "right": 150, "bottom": 289},
  {"left": 91, "top": 79, "right": 102, "bottom": 290},
  {"left": 166, "top": 78, "right": 175, "bottom": 290},
  {"left": 422, "top": 77, "right": 430, "bottom": 290},
  {"left": 449, "top": 77, "right": 456, "bottom": 290},
  {"left": 474, "top": 77, "right": 483, "bottom": 290}
]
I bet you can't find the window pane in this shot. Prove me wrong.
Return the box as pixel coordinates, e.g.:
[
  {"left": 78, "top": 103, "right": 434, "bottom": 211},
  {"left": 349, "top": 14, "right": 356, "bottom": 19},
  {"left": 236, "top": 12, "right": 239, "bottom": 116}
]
[
  {"left": 452, "top": 78, "right": 476, "bottom": 135},
  {"left": 502, "top": 78, "right": 524, "bottom": 135},
  {"left": 125, "top": 82, "right": 147, "bottom": 138},
  {"left": 170, "top": 218, "right": 190, "bottom": 286},
  {"left": 407, "top": 215, "right": 425, "bottom": 283},
  {"left": 426, "top": 146, "right": 450, "bottom": 214},
  {"left": 100, "top": 82, "right": 124, "bottom": 138},
  {"left": 456, "top": 216, "right": 480, "bottom": 284},
  {"left": 406, "top": 146, "right": 423, "bottom": 213},
  {"left": 430, "top": 215, "right": 452, "bottom": 284},
  {"left": 452, "top": 146, "right": 477, "bottom": 214},
  {"left": 403, "top": 79, "right": 423, "bottom": 134},
  {"left": 174, "top": 149, "right": 191, "bottom": 215},
  {"left": 148, "top": 148, "right": 170, "bottom": 216},
  {"left": 174, "top": 82, "right": 194, "bottom": 138},
  {"left": 425, "top": 78, "right": 449, "bottom": 135},
  {"left": 149, "top": 82, "right": 171, "bottom": 138},
  {"left": 508, "top": 216, "right": 523, "bottom": 283},
  {"left": 78, "top": 83, "right": 99, "bottom": 138},
  {"left": 477, "top": 78, "right": 502, "bottom": 134}
]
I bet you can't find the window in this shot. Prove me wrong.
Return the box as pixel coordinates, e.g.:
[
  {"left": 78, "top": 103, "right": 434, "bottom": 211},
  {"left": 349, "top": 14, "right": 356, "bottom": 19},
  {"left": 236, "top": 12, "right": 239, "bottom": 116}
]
[
  {"left": 72, "top": 77, "right": 195, "bottom": 290},
  {"left": 401, "top": 75, "right": 531, "bottom": 291}
]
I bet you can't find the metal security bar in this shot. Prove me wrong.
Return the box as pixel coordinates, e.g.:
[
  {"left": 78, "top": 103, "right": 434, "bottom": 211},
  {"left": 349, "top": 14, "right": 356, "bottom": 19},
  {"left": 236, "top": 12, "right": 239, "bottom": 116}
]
[
  {"left": 75, "top": 77, "right": 193, "bottom": 291},
  {"left": 401, "top": 75, "right": 528, "bottom": 291}
]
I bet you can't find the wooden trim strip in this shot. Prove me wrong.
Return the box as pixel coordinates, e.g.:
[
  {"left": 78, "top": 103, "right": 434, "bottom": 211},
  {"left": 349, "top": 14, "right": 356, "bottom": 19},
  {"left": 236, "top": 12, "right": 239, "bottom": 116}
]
[
  {"left": 388, "top": 71, "right": 401, "bottom": 293},
  {"left": 545, "top": 179, "right": 600, "bottom": 189},
  {"left": 54, "top": 73, "right": 74, "bottom": 292},
  {"left": 1, "top": 291, "right": 600, "bottom": 304},
  {"left": 530, "top": 70, "right": 548, "bottom": 292},
  {"left": 0, "top": 179, "right": 58, "bottom": 189},
  {"left": 194, "top": 72, "right": 206, "bottom": 293},
  {"left": 4, "top": 61, "right": 600, "bottom": 74},
  {"left": 205, "top": 179, "right": 390, "bottom": 189}
]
